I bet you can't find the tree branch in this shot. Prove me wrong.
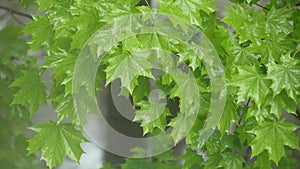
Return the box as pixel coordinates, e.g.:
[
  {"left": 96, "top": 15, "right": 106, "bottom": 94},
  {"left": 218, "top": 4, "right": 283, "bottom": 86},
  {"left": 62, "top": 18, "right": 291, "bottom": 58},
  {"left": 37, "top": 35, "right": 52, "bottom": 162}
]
[
  {"left": 255, "top": 3, "right": 270, "bottom": 10},
  {"left": 0, "top": 5, "right": 32, "bottom": 20}
]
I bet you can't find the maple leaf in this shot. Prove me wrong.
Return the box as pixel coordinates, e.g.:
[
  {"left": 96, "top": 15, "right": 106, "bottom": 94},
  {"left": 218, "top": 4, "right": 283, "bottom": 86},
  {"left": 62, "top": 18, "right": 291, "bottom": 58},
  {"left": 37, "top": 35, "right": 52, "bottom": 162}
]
[
  {"left": 254, "top": 152, "right": 272, "bottom": 169},
  {"left": 168, "top": 113, "right": 197, "bottom": 144},
  {"left": 248, "top": 120, "right": 299, "bottom": 165},
  {"left": 218, "top": 152, "right": 245, "bottom": 169},
  {"left": 170, "top": 70, "right": 200, "bottom": 116},
  {"left": 69, "top": 3, "right": 101, "bottom": 49},
  {"left": 132, "top": 76, "right": 150, "bottom": 104},
  {"left": 23, "top": 16, "right": 54, "bottom": 50},
  {"left": 0, "top": 25, "right": 28, "bottom": 61},
  {"left": 266, "top": 91, "right": 297, "bottom": 118},
  {"left": 219, "top": 94, "right": 238, "bottom": 136},
  {"left": 265, "top": 7, "right": 293, "bottom": 35},
  {"left": 49, "top": 51, "right": 76, "bottom": 95},
  {"left": 36, "top": 0, "right": 56, "bottom": 11},
  {"left": 48, "top": 86, "right": 80, "bottom": 125},
  {"left": 134, "top": 100, "right": 171, "bottom": 135},
  {"left": 105, "top": 52, "right": 154, "bottom": 93},
  {"left": 180, "top": 148, "right": 203, "bottom": 169},
  {"left": 10, "top": 70, "right": 47, "bottom": 116},
  {"left": 222, "top": 38, "right": 258, "bottom": 66},
  {"left": 101, "top": 163, "right": 114, "bottom": 169},
  {"left": 246, "top": 104, "right": 270, "bottom": 125},
  {"left": 160, "top": 0, "right": 216, "bottom": 27},
  {"left": 27, "top": 121, "right": 86, "bottom": 169},
  {"left": 230, "top": 66, "right": 271, "bottom": 105},
  {"left": 256, "top": 34, "right": 295, "bottom": 63},
  {"left": 266, "top": 54, "right": 300, "bottom": 100},
  {"left": 222, "top": 5, "right": 265, "bottom": 45}
]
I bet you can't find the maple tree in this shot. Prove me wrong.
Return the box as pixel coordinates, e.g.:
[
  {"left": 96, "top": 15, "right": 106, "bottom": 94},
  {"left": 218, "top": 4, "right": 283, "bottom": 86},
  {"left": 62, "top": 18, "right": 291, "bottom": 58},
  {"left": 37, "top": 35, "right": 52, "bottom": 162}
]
[{"left": 1, "top": 0, "right": 300, "bottom": 169}]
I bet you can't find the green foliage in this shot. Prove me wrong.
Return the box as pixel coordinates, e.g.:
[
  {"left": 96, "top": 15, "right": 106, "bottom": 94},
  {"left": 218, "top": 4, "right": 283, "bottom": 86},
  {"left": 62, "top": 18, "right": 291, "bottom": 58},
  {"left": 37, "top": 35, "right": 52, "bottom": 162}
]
[
  {"left": 0, "top": 24, "right": 44, "bottom": 168},
  {"left": 248, "top": 120, "right": 299, "bottom": 165},
  {"left": 10, "top": 70, "right": 47, "bottom": 116},
  {"left": 2, "top": 0, "right": 300, "bottom": 169},
  {"left": 27, "top": 121, "right": 86, "bottom": 169},
  {"left": 119, "top": 150, "right": 181, "bottom": 169}
]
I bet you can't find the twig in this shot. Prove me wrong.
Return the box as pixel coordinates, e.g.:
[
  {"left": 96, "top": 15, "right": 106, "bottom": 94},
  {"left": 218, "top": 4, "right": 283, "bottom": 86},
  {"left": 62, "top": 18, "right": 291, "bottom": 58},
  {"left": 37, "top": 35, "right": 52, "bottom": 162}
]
[
  {"left": 255, "top": 3, "right": 270, "bottom": 10},
  {"left": 238, "top": 98, "right": 252, "bottom": 125},
  {"left": 145, "top": 0, "right": 151, "bottom": 7},
  {"left": 0, "top": 5, "right": 32, "bottom": 20}
]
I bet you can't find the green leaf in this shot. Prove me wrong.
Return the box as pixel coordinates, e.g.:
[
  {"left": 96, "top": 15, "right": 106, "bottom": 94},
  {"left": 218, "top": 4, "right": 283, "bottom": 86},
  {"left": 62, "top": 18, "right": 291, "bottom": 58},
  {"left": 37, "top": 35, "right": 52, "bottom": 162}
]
[
  {"left": 48, "top": 85, "right": 80, "bottom": 126},
  {"left": 23, "top": 16, "right": 54, "bottom": 50},
  {"left": 205, "top": 131, "right": 238, "bottom": 155},
  {"left": 222, "top": 38, "right": 258, "bottom": 66},
  {"left": 121, "top": 158, "right": 152, "bottom": 169},
  {"left": 134, "top": 100, "right": 171, "bottom": 135},
  {"left": 218, "top": 152, "right": 245, "bottom": 169},
  {"left": 204, "top": 153, "right": 222, "bottom": 169},
  {"left": 101, "top": 163, "right": 114, "bottom": 169},
  {"left": 10, "top": 70, "right": 47, "bottom": 116},
  {"left": 248, "top": 120, "right": 299, "bottom": 165},
  {"left": 180, "top": 148, "right": 203, "bottom": 169},
  {"left": 27, "top": 121, "right": 86, "bottom": 169},
  {"left": 36, "top": 0, "right": 56, "bottom": 11},
  {"left": 49, "top": 51, "right": 77, "bottom": 95},
  {"left": 255, "top": 34, "right": 295, "bottom": 63},
  {"left": 160, "top": 0, "right": 216, "bottom": 27},
  {"left": 105, "top": 52, "right": 154, "bottom": 93},
  {"left": 266, "top": 91, "right": 297, "bottom": 118},
  {"left": 230, "top": 66, "right": 271, "bottom": 105},
  {"left": 168, "top": 113, "right": 197, "bottom": 144},
  {"left": 170, "top": 71, "right": 200, "bottom": 116},
  {"left": 219, "top": 94, "right": 238, "bottom": 136},
  {"left": 0, "top": 25, "right": 28, "bottom": 60},
  {"left": 254, "top": 151, "right": 272, "bottom": 169},
  {"left": 278, "top": 150, "right": 299, "bottom": 169},
  {"left": 132, "top": 77, "right": 150, "bottom": 104},
  {"left": 69, "top": 3, "right": 101, "bottom": 49},
  {"left": 266, "top": 54, "right": 300, "bottom": 100},
  {"left": 265, "top": 7, "right": 293, "bottom": 35},
  {"left": 246, "top": 104, "right": 270, "bottom": 125},
  {"left": 19, "top": 0, "right": 35, "bottom": 8},
  {"left": 222, "top": 5, "right": 264, "bottom": 45},
  {"left": 236, "top": 118, "right": 257, "bottom": 145}
]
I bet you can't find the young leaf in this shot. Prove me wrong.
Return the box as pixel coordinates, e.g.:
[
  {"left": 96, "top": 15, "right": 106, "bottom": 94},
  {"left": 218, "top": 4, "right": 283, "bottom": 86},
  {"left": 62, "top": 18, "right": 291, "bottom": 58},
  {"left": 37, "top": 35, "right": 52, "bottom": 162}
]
[{"left": 27, "top": 121, "right": 86, "bottom": 169}]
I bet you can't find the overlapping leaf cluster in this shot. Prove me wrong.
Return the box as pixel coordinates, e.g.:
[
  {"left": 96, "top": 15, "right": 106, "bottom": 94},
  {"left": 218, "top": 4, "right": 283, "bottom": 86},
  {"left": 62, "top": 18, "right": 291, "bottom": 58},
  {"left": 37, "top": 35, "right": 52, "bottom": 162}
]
[{"left": 9, "top": 0, "right": 300, "bottom": 168}]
